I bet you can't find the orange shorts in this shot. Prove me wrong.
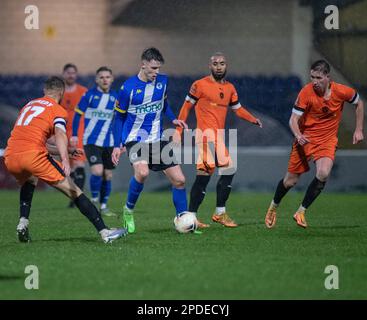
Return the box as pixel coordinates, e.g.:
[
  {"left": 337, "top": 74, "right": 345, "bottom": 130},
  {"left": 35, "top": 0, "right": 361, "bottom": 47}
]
[
  {"left": 4, "top": 150, "right": 65, "bottom": 185},
  {"left": 287, "top": 139, "right": 337, "bottom": 174},
  {"left": 196, "top": 140, "right": 232, "bottom": 174}
]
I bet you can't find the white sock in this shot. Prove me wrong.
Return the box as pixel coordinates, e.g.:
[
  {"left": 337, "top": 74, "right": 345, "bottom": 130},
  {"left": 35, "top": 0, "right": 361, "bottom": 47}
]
[
  {"left": 100, "top": 203, "right": 107, "bottom": 210},
  {"left": 216, "top": 207, "right": 226, "bottom": 215},
  {"left": 271, "top": 200, "right": 279, "bottom": 208},
  {"left": 99, "top": 228, "right": 109, "bottom": 238},
  {"left": 91, "top": 197, "right": 98, "bottom": 203},
  {"left": 17, "top": 217, "right": 29, "bottom": 229},
  {"left": 124, "top": 205, "right": 133, "bottom": 214},
  {"left": 298, "top": 205, "right": 306, "bottom": 213}
]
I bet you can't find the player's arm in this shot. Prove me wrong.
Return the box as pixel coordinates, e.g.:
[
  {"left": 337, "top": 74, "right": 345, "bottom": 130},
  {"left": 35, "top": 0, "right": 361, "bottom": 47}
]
[
  {"left": 163, "top": 97, "right": 188, "bottom": 129},
  {"left": 112, "top": 85, "right": 130, "bottom": 166},
  {"left": 230, "top": 87, "right": 262, "bottom": 127},
  {"left": 46, "top": 136, "right": 84, "bottom": 158},
  {"left": 71, "top": 92, "right": 89, "bottom": 146},
  {"left": 289, "top": 110, "right": 309, "bottom": 146},
  {"left": 353, "top": 97, "right": 364, "bottom": 144},
  {"left": 54, "top": 123, "right": 71, "bottom": 177}
]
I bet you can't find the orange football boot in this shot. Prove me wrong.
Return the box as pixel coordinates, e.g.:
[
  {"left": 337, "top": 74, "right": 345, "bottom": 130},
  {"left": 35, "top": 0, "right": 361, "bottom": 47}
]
[
  {"left": 265, "top": 205, "right": 277, "bottom": 228},
  {"left": 293, "top": 211, "right": 307, "bottom": 228},
  {"left": 212, "top": 213, "right": 238, "bottom": 228},
  {"left": 197, "top": 219, "right": 210, "bottom": 228}
]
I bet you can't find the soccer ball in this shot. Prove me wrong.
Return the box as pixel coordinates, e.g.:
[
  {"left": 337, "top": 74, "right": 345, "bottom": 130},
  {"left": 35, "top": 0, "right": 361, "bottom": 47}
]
[{"left": 174, "top": 211, "right": 198, "bottom": 233}]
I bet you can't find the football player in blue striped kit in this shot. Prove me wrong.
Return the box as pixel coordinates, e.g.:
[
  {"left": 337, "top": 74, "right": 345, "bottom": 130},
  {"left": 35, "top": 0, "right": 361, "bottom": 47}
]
[
  {"left": 112, "top": 47, "right": 188, "bottom": 233},
  {"left": 71, "top": 67, "right": 117, "bottom": 216}
]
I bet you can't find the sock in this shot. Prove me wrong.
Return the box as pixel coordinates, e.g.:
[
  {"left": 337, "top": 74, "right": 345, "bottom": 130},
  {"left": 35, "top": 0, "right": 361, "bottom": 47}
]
[
  {"left": 90, "top": 174, "right": 102, "bottom": 200},
  {"left": 126, "top": 177, "right": 144, "bottom": 210},
  {"left": 74, "top": 167, "right": 86, "bottom": 190},
  {"left": 20, "top": 181, "right": 35, "bottom": 219},
  {"left": 216, "top": 174, "right": 235, "bottom": 207},
  {"left": 189, "top": 175, "right": 211, "bottom": 213},
  {"left": 297, "top": 205, "right": 307, "bottom": 212},
  {"left": 301, "top": 177, "right": 326, "bottom": 209},
  {"left": 172, "top": 187, "right": 188, "bottom": 216},
  {"left": 74, "top": 193, "right": 106, "bottom": 232},
  {"left": 273, "top": 179, "right": 291, "bottom": 205},
  {"left": 100, "top": 180, "right": 112, "bottom": 206},
  {"left": 215, "top": 207, "right": 226, "bottom": 215}
]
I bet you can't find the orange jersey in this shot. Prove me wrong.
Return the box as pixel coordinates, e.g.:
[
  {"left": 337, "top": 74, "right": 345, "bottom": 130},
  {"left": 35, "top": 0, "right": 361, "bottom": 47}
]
[
  {"left": 178, "top": 76, "right": 257, "bottom": 142},
  {"left": 60, "top": 84, "right": 87, "bottom": 140},
  {"left": 293, "top": 82, "right": 359, "bottom": 145},
  {"left": 5, "top": 96, "right": 67, "bottom": 155}
]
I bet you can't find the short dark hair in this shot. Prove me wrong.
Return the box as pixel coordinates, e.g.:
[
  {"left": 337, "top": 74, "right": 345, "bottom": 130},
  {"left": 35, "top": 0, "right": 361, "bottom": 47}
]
[
  {"left": 96, "top": 66, "right": 113, "bottom": 75},
  {"left": 44, "top": 76, "right": 65, "bottom": 92},
  {"left": 141, "top": 47, "right": 165, "bottom": 64},
  {"left": 311, "top": 60, "right": 330, "bottom": 75},
  {"left": 63, "top": 63, "right": 78, "bottom": 72}
]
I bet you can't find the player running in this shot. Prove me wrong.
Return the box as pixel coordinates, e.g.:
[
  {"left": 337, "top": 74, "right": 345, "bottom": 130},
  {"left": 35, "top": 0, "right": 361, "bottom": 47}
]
[
  {"left": 72, "top": 67, "right": 118, "bottom": 216},
  {"left": 112, "top": 47, "right": 188, "bottom": 234},
  {"left": 175, "top": 52, "right": 262, "bottom": 228},
  {"left": 265, "top": 60, "right": 364, "bottom": 229},
  {"left": 60, "top": 63, "right": 88, "bottom": 208},
  {"left": 4, "top": 76, "right": 126, "bottom": 243}
]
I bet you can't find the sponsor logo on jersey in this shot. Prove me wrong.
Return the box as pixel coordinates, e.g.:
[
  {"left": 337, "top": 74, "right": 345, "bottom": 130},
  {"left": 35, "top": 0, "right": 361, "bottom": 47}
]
[
  {"left": 91, "top": 110, "right": 114, "bottom": 119},
  {"left": 135, "top": 101, "right": 163, "bottom": 114}
]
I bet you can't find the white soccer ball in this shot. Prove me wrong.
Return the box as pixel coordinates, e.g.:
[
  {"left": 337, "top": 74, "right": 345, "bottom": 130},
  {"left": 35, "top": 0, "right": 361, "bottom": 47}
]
[{"left": 174, "top": 211, "right": 198, "bottom": 233}]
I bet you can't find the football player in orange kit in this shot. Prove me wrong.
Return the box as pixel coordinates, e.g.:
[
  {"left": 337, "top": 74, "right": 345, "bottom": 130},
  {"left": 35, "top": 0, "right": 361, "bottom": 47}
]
[
  {"left": 60, "top": 63, "right": 88, "bottom": 208},
  {"left": 4, "top": 76, "right": 126, "bottom": 243},
  {"left": 265, "top": 60, "right": 364, "bottom": 229},
  {"left": 175, "top": 52, "right": 262, "bottom": 228}
]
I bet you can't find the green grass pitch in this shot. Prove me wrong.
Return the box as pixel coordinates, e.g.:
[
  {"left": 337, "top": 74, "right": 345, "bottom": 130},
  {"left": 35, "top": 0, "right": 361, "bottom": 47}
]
[{"left": 0, "top": 190, "right": 366, "bottom": 299}]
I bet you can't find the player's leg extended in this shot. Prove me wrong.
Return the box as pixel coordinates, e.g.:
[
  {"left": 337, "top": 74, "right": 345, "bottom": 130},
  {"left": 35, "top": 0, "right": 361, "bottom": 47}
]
[
  {"left": 294, "top": 157, "right": 332, "bottom": 228},
  {"left": 17, "top": 176, "right": 38, "bottom": 243},
  {"left": 189, "top": 170, "right": 211, "bottom": 228},
  {"left": 164, "top": 165, "right": 188, "bottom": 216},
  {"left": 123, "top": 161, "right": 149, "bottom": 233},
  {"left": 265, "top": 172, "right": 300, "bottom": 228},
  {"left": 52, "top": 177, "right": 126, "bottom": 242}
]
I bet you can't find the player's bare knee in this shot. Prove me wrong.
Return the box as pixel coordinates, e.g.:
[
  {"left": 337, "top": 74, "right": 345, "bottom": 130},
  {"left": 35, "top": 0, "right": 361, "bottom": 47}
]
[
  {"left": 284, "top": 176, "right": 298, "bottom": 188},
  {"left": 172, "top": 175, "right": 185, "bottom": 188},
  {"left": 91, "top": 165, "right": 103, "bottom": 177},
  {"left": 316, "top": 170, "right": 330, "bottom": 182},
  {"left": 136, "top": 168, "right": 149, "bottom": 181},
  {"left": 103, "top": 170, "right": 113, "bottom": 180}
]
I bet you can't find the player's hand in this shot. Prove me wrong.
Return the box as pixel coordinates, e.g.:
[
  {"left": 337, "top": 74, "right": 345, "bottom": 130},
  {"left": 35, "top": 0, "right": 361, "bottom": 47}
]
[
  {"left": 70, "top": 136, "right": 78, "bottom": 148},
  {"left": 254, "top": 118, "right": 263, "bottom": 128},
  {"left": 353, "top": 129, "right": 364, "bottom": 144},
  {"left": 61, "top": 158, "right": 71, "bottom": 177},
  {"left": 295, "top": 134, "right": 309, "bottom": 146},
  {"left": 112, "top": 146, "right": 125, "bottom": 166},
  {"left": 172, "top": 119, "right": 188, "bottom": 130},
  {"left": 68, "top": 147, "right": 84, "bottom": 159}
]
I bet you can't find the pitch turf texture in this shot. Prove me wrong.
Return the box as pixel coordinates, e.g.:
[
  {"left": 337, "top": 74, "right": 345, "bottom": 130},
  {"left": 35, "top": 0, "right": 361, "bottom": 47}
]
[{"left": 0, "top": 190, "right": 366, "bottom": 299}]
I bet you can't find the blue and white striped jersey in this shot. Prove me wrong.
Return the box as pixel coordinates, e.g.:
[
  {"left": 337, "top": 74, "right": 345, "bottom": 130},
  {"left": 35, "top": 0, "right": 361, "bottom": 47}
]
[
  {"left": 114, "top": 74, "right": 175, "bottom": 144},
  {"left": 73, "top": 87, "right": 117, "bottom": 147}
]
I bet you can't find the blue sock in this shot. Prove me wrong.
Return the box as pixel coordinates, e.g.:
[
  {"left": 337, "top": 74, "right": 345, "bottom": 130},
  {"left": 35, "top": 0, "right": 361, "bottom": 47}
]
[
  {"left": 100, "top": 180, "right": 112, "bottom": 205},
  {"left": 126, "top": 177, "right": 144, "bottom": 210},
  {"left": 90, "top": 174, "right": 102, "bottom": 199},
  {"left": 172, "top": 187, "right": 188, "bottom": 216}
]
